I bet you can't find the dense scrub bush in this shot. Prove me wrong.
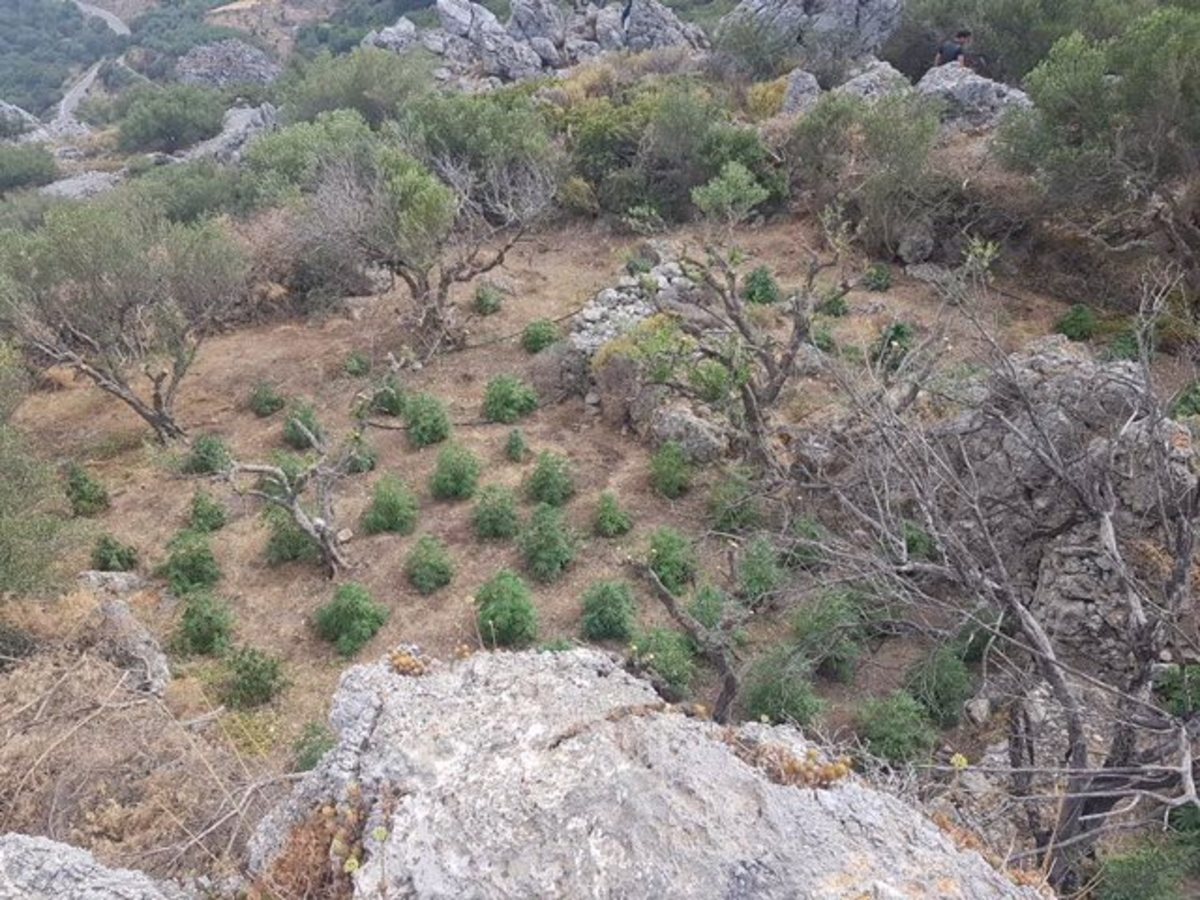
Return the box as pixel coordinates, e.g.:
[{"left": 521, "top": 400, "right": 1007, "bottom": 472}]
[
  {"left": 222, "top": 646, "right": 286, "bottom": 708},
  {"left": 858, "top": 692, "right": 937, "bottom": 764},
  {"left": 295, "top": 0, "right": 420, "bottom": 55},
  {"left": 403, "top": 393, "right": 451, "bottom": 447},
  {"left": 343, "top": 351, "right": 371, "bottom": 377},
  {"left": 92, "top": 535, "right": 138, "bottom": 572},
  {"left": 906, "top": 646, "right": 974, "bottom": 727},
  {"left": 593, "top": 491, "right": 632, "bottom": 538},
  {"left": 282, "top": 404, "right": 323, "bottom": 451},
  {"left": 280, "top": 48, "right": 429, "bottom": 127},
  {"left": 293, "top": 722, "right": 336, "bottom": 772},
  {"left": 473, "top": 283, "right": 503, "bottom": 316},
  {"left": 405, "top": 535, "right": 454, "bottom": 594},
  {"left": 118, "top": 85, "right": 224, "bottom": 153},
  {"left": 1056, "top": 304, "right": 1098, "bottom": 342},
  {"left": 737, "top": 536, "right": 784, "bottom": 605},
  {"left": 581, "top": 580, "right": 636, "bottom": 641},
  {"left": 362, "top": 474, "right": 418, "bottom": 535},
  {"left": 476, "top": 569, "right": 538, "bottom": 647},
  {"left": 711, "top": 18, "right": 798, "bottom": 81},
  {"left": 1172, "top": 382, "right": 1200, "bottom": 419},
  {"left": 902, "top": 520, "right": 937, "bottom": 561},
  {"left": 176, "top": 591, "right": 233, "bottom": 657},
  {"left": 816, "top": 288, "right": 849, "bottom": 317},
  {"left": 369, "top": 376, "right": 407, "bottom": 417},
  {"left": 504, "top": 428, "right": 528, "bottom": 463},
  {"left": 189, "top": 490, "right": 227, "bottom": 533},
  {"left": 243, "top": 109, "right": 376, "bottom": 198},
  {"left": 182, "top": 434, "right": 232, "bottom": 475},
  {"left": 743, "top": 265, "right": 781, "bottom": 305},
  {"left": 687, "top": 358, "right": 736, "bottom": 405},
  {"left": 691, "top": 161, "right": 770, "bottom": 226},
  {"left": 66, "top": 463, "right": 109, "bottom": 517},
  {"left": 743, "top": 650, "right": 824, "bottom": 725},
  {"left": 483, "top": 375, "right": 538, "bottom": 424},
  {"left": 472, "top": 486, "right": 520, "bottom": 540},
  {"left": 708, "top": 468, "right": 762, "bottom": 532},
  {"left": 127, "top": 160, "right": 255, "bottom": 224},
  {"left": 631, "top": 628, "right": 695, "bottom": 695},
  {"left": 519, "top": 504, "right": 578, "bottom": 583},
  {"left": 430, "top": 444, "right": 481, "bottom": 501},
  {"left": 783, "top": 517, "right": 827, "bottom": 569},
  {"left": 160, "top": 531, "right": 221, "bottom": 595},
  {"left": 0, "top": 426, "right": 70, "bottom": 595},
  {"left": 249, "top": 382, "right": 285, "bottom": 418},
  {"left": 688, "top": 583, "right": 730, "bottom": 630},
  {"left": 650, "top": 441, "right": 692, "bottom": 499},
  {"left": 315, "top": 582, "right": 388, "bottom": 657},
  {"left": 344, "top": 433, "right": 378, "bottom": 474},
  {"left": 521, "top": 319, "right": 559, "bottom": 354},
  {"left": 526, "top": 452, "right": 575, "bottom": 506},
  {"left": 648, "top": 527, "right": 697, "bottom": 595},
  {"left": 264, "top": 507, "right": 321, "bottom": 566},
  {"left": 863, "top": 263, "right": 892, "bottom": 292},
  {"left": 793, "top": 590, "right": 870, "bottom": 682},
  {"left": 0, "top": 145, "right": 57, "bottom": 194}
]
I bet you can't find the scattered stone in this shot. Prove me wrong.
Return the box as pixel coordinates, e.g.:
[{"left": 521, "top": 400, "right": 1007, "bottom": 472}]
[
  {"left": 176, "top": 39, "right": 281, "bottom": 89},
  {"left": 336, "top": 528, "right": 354, "bottom": 544},
  {"left": 897, "top": 218, "right": 936, "bottom": 265},
  {"left": 964, "top": 696, "right": 992, "bottom": 726},
  {"left": 78, "top": 569, "right": 148, "bottom": 594},
  {"left": 249, "top": 649, "right": 1036, "bottom": 898},
  {"left": 0, "top": 834, "right": 192, "bottom": 900},
  {"left": 916, "top": 64, "right": 1033, "bottom": 131},
  {"left": 781, "top": 68, "right": 822, "bottom": 114}
]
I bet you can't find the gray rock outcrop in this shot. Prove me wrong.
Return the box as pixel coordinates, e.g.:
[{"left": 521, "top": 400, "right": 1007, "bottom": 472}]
[
  {"left": 0, "top": 833, "right": 192, "bottom": 899},
  {"left": 362, "top": 16, "right": 419, "bottom": 52},
  {"left": 781, "top": 68, "right": 822, "bottom": 114},
  {"left": 183, "top": 102, "right": 277, "bottom": 164},
  {"left": 623, "top": 0, "right": 707, "bottom": 52},
  {"left": 831, "top": 58, "right": 911, "bottom": 102},
  {"left": 38, "top": 170, "right": 123, "bottom": 200},
  {"left": 250, "top": 649, "right": 1037, "bottom": 898},
  {"left": 175, "top": 39, "right": 281, "bottom": 89},
  {"left": 916, "top": 64, "right": 1033, "bottom": 130},
  {"left": 723, "top": 0, "right": 904, "bottom": 60},
  {"left": 0, "top": 100, "right": 42, "bottom": 140},
  {"left": 95, "top": 598, "right": 171, "bottom": 696},
  {"left": 437, "top": 0, "right": 544, "bottom": 80}
]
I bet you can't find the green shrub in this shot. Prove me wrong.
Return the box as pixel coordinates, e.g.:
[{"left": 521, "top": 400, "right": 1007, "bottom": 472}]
[
  {"left": 66, "top": 463, "right": 109, "bottom": 517},
  {"left": 631, "top": 628, "right": 695, "bottom": 695},
  {"left": 519, "top": 504, "right": 578, "bottom": 583},
  {"left": 1, "top": 427, "right": 70, "bottom": 596},
  {"left": 403, "top": 393, "right": 451, "bottom": 447},
  {"left": 344, "top": 433, "right": 377, "bottom": 474},
  {"left": 737, "top": 536, "right": 785, "bottom": 606},
  {"left": 708, "top": 468, "right": 761, "bottom": 532},
  {"left": 902, "top": 520, "right": 937, "bottom": 561},
  {"left": 858, "top": 692, "right": 937, "bottom": 764},
  {"left": 476, "top": 569, "right": 539, "bottom": 647},
  {"left": 648, "top": 527, "right": 697, "bottom": 595},
  {"left": 793, "top": 590, "right": 869, "bottom": 682},
  {"left": 182, "top": 434, "right": 232, "bottom": 475},
  {"left": 92, "top": 534, "right": 138, "bottom": 572},
  {"left": 430, "top": 443, "right": 481, "bottom": 501},
  {"left": 504, "top": 428, "right": 528, "bottom": 463},
  {"left": 692, "top": 161, "right": 770, "bottom": 226},
  {"left": 1098, "top": 843, "right": 1188, "bottom": 900},
  {"left": 688, "top": 359, "right": 735, "bottom": 405},
  {"left": 362, "top": 475, "right": 418, "bottom": 535},
  {"left": 521, "top": 319, "right": 559, "bottom": 354},
  {"left": 190, "top": 490, "right": 227, "bottom": 533},
  {"left": 650, "top": 441, "right": 692, "bottom": 499},
  {"left": 405, "top": 535, "right": 454, "bottom": 594},
  {"left": 160, "top": 531, "right": 221, "bottom": 595},
  {"left": 1056, "top": 304, "right": 1098, "bottom": 342},
  {"left": 315, "top": 582, "right": 388, "bottom": 657},
  {"left": 816, "top": 290, "right": 849, "bottom": 317},
  {"left": 222, "top": 646, "right": 286, "bottom": 709},
  {"left": 293, "top": 722, "right": 336, "bottom": 772},
  {"left": 473, "top": 282, "right": 503, "bottom": 315},
  {"left": 743, "top": 650, "right": 824, "bottom": 725},
  {"left": 593, "top": 491, "right": 632, "bottom": 538},
  {"left": 812, "top": 326, "right": 837, "bottom": 354},
  {"left": 1172, "top": 382, "right": 1200, "bottom": 419},
  {"left": 526, "top": 452, "right": 575, "bottom": 506},
  {"left": 0, "top": 144, "right": 57, "bottom": 193},
  {"left": 119, "top": 85, "right": 225, "bottom": 153},
  {"left": 688, "top": 583, "right": 730, "bottom": 630},
  {"left": 264, "top": 507, "right": 321, "bottom": 566},
  {"left": 370, "top": 376, "right": 407, "bottom": 417},
  {"left": 249, "top": 382, "right": 285, "bottom": 418},
  {"left": 472, "top": 485, "right": 520, "bottom": 540},
  {"left": 176, "top": 591, "right": 233, "bottom": 656},
  {"left": 1106, "top": 330, "right": 1141, "bottom": 362},
  {"left": 483, "top": 375, "right": 538, "bottom": 424},
  {"left": 1155, "top": 664, "right": 1200, "bottom": 717},
  {"left": 871, "top": 322, "right": 915, "bottom": 371},
  {"left": 863, "top": 263, "right": 892, "bottom": 292},
  {"left": 581, "top": 580, "right": 636, "bottom": 641},
  {"left": 343, "top": 351, "right": 371, "bottom": 377},
  {"left": 283, "top": 404, "right": 323, "bottom": 451},
  {"left": 743, "top": 265, "right": 781, "bottom": 305},
  {"left": 906, "top": 646, "right": 974, "bottom": 727},
  {"left": 783, "top": 517, "right": 827, "bottom": 569},
  {"left": 280, "top": 47, "right": 429, "bottom": 128}
]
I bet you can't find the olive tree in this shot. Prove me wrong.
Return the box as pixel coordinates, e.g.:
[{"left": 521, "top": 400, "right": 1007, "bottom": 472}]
[{"left": 0, "top": 200, "right": 247, "bottom": 443}]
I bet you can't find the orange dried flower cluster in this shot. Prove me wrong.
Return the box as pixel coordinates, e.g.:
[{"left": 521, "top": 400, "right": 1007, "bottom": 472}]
[
  {"left": 389, "top": 647, "right": 428, "bottom": 676},
  {"left": 728, "top": 735, "right": 853, "bottom": 789}
]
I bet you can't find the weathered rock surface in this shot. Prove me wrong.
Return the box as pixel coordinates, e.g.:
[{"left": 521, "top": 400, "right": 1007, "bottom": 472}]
[
  {"left": 95, "top": 598, "right": 171, "bottom": 696},
  {"left": 175, "top": 39, "right": 281, "bottom": 89},
  {"left": 916, "top": 64, "right": 1033, "bottom": 130},
  {"left": 38, "top": 169, "right": 123, "bottom": 200},
  {"left": 723, "top": 0, "right": 904, "bottom": 60},
  {"left": 831, "top": 58, "right": 911, "bottom": 102},
  {"left": 0, "top": 833, "right": 192, "bottom": 899},
  {"left": 0, "top": 100, "right": 42, "bottom": 140},
  {"left": 183, "top": 102, "right": 277, "bottom": 164},
  {"left": 781, "top": 68, "right": 822, "bottom": 114},
  {"left": 250, "top": 649, "right": 1036, "bottom": 898},
  {"left": 437, "top": 0, "right": 544, "bottom": 80},
  {"left": 362, "top": 16, "right": 419, "bottom": 52},
  {"left": 624, "top": 0, "right": 707, "bottom": 52}
]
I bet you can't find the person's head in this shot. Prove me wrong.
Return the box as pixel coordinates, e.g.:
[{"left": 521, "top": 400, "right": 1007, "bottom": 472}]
[{"left": 956, "top": 29, "right": 973, "bottom": 46}]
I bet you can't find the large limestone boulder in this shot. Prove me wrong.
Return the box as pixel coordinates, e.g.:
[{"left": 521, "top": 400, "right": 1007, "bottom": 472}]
[
  {"left": 362, "top": 17, "right": 419, "bottom": 52},
  {"left": 0, "top": 833, "right": 192, "bottom": 899},
  {"left": 624, "top": 0, "right": 707, "bottom": 52},
  {"left": 38, "top": 169, "right": 123, "bottom": 200},
  {"left": 916, "top": 64, "right": 1033, "bottom": 130},
  {"left": 250, "top": 649, "right": 1038, "bottom": 898},
  {"left": 175, "top": 39, "right": 281, "bottom": 89},
  {"left": 781, "top": 68, "right": 822, "bottom": 114},
  {"left": 437, "top": 0, "right": 544, "bottom": 80},
  {"left": 723, "top": 0, "right": 903, "bottom": 60},
  {"left": 507, "top": 0, "right": 566, "bottom": 45},
  {"left": 831, "top": 58, "right": 911, "bottom": 102},
  {"left": 183, "top": 102, "right": 277, "bottom": 164}
]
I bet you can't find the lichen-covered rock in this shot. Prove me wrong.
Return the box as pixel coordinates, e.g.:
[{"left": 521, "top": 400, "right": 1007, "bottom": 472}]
[
  {"left": 38, "top": 169, "right": 123, "bottom": 200},
  {"left": 250, "top": 650, "right": 1037, "bottom": 898},
  {"left": 95, "top": 598, "right": 171, "bottom": 696},
  {"left": 723, "top": 0, "right": 903, "bottom": 60},
  {"left": 782, "top": 68, "right": 822, "bottom": 114},
  {"left": 832, "top": 58, "right": 911, "bottom": 102},
  {"left": 508, "top": 0, "right": 565, "bottom": 45},
  {"left": 437, "top": 0, "right": 544, "bottom": 80},
  {"left": 175, "top": 39, "right": 281, "bottom": 89},
  {"left": 183, "top": 102, "right": 277, "bottom": 164},
  {"left": 916, "top": 64, "right": 1033, "bottom": 130},
  {"left": 0, "top": 833, "right": 193, "bottom": 899},
  {"left": 528, "top": 340, "right": 590, "bottom": 402},
  {"left": 624, "top": 0, "right": 707, "bottom": 52},
  {"left": 649, "top": 402, "right": 730, "bottom": 462},
  {"left": 362, "top": 16, "right": 419, "bottom": 52}
]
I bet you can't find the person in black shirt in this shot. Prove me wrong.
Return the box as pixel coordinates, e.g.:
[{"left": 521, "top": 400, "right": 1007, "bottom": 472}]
[{"left": 935, "top": 29, "right": 973, "bottom": 67}]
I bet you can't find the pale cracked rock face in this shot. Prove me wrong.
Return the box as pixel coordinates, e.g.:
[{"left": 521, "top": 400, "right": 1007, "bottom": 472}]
[
  {"left": 0, "top": 833, "right": 192, "bottom": 899},
  {"left": 250, "top": 649, "right": 1037, "bottom": 899}
]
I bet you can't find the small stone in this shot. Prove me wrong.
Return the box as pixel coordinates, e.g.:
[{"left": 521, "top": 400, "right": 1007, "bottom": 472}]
[
  {"left": 964, "top": 696, "right": 991, "bottom": 726},
  {"left": 336, "top": 528, "right": 354, "bottom": 544}
]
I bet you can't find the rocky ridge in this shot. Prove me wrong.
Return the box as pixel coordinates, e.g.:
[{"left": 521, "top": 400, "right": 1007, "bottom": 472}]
[{"left": 175, "top": 39, "right": 282, "bottom": 89}]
